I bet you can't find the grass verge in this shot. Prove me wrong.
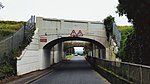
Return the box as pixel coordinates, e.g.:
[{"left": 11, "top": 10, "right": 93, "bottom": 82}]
[{"left": 65, "top": 54, "right": 74, "bottom": 59}]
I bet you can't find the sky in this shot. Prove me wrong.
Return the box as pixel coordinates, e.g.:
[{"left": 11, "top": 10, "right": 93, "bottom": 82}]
[
  {"left": 74, "top": 47, "right": 84, "bottom": 54},
  {"left": 0, "top": 0, "right": 132, "bottom": 26}
]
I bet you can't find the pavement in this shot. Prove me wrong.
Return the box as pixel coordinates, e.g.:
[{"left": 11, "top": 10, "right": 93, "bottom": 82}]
[{"left": 30, "top": 56, "right": 110, "bottom": 84}]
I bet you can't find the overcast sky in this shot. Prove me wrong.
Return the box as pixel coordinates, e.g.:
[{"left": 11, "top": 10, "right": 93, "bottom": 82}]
[{"left": 0, "top": 0, "right": 132, "bottom": 26}]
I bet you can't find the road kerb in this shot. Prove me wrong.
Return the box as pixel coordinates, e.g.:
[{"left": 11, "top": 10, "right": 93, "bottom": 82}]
[{"left": 24, "top": 69, "right": 54, "bottom": 84}]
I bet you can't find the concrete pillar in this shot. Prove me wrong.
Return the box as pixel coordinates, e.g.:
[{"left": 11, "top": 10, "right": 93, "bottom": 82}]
[
  {"left": 50, "top": 42, "right": 65, "bottom": 64},
  {"left": 87, "top": 22, "right": 90, "bottom": 31},
  {"left": 61, "top": 43, "right": 65, "bottom": 60},
  {"left": 95, "top": 46, "right": 99, "bottom": 58},
  {"left": 100, "top": 49, "right": 103, "bottom": 59},
  {"left": 92, "top": 44, "right": 96, "bottom": 57},
  {"left": 69, "top": 48, "right": 71, "bottom": 54},
  {"left": 88, "top": 51, "right": 92, "bottom": 57},
  {"left": 39, "top": 49, "right": 51, "bottom": 70},
  {"left": 106, "top": 48, "right": 109, "bottom": 60},
  {"left": 98, "top": 49, "right": 100, "bottom": 58},
  {"left": 53, "top": 44, "right": 59, "bottom": 63},
  {"left": 60, "top": 20, "right": 64, "bottom": 29},
  {"left": 50, "top": 45, "right": 58, "bottom": 64},
  {"left": 58, "top": 42, "right": 65, "bottom": 61},
  {"left": 71, "top": 47, "right": 74, "bottom": 54},
  {"left": 50, "top": 47, "right": 54, "bottom": 65},
  {"left": 58, "top": 43, "right": 61, "bottom": 61}
]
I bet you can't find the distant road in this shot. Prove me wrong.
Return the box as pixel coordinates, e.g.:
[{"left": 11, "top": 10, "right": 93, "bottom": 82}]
[{"left": 31, "top": 56, "right": 110, "bottom": 84}]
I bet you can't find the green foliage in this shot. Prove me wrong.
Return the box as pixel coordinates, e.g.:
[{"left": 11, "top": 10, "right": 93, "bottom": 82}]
[
  {"left": 103, "top": 15, "right": 115, "bottom": 41},
  {"left": 83, "top": 49, "right": 90, "bottom": 55},
  {"left": 123, "top": 31, "right": 138, "bottom": 63},
  {"left": 104, "top": 15, "right": 115, "bottom": 31},
  {"left": 117, "top": 0, "right": 150, "bottom": 23},
  {"left": 65, "top": 54, "right": 74, "bottom": 59},
  {"left": 117, "top": 26, "right": 134, "bottom": 58},
  {"left": 0, "top": 20, "right": 35, "bottom": 79},
  {"left": 117, "top": 0, "right": 150, "bottom": 65},
  {"left": 0, "top": 62, "right": 14, "bottom": 75},
  {"left": 0, "top": 53, "right": 16, "bottom": 78},
  {"left": 0, "top": 36, "right": 29, "bottom": 79}
]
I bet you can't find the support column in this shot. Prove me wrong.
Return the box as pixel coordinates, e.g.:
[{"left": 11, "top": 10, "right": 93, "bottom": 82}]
[
  {"left": 97, "top": 49, "right": 100, "bottom": 58},
  {"left": 95, "top": 46, "right": 99, "bottom": 58},
  {"left": 61, "top": 43, "right": 65, "bottom": 60},
  {"left": 50, "top": 47, "right": 54, "bottom": 65},
  {"left": 100, "top": 49, "right": 103, "bottom": 59},
  {"left": 92, "top": 44, "right": 96, "bottom": 57},
  {"left": 39, "top": 49, "right": 51, "bottom": 70},
  {"left": 106, "top": 48, "right": 109, "bottom": 60},
  {"left": 53, "top": 44, "right": 59, "bottom": 63},
  {"left": 58, "top": 42, "right": 64, "bottom": 61},
  {"left": 71, "top": 47, "right": 74, "bottom": 54},
  {"left": 50, "top": 44, "right": 59, "bottom": 64}
]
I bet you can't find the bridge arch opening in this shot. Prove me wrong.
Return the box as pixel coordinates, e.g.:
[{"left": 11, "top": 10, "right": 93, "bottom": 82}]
[{"left": 40, "top": 37, "right": 106, "bottom": 69}]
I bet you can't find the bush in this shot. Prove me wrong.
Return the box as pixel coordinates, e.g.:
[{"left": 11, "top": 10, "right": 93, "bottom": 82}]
[
  {"left": 103, "top": 15, "right": 115, "bottom": 41},
  {"left": 0, "top": 53, "right": 16, "bottom": 78}
]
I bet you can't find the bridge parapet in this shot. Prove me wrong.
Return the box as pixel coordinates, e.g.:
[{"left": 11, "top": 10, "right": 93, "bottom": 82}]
[{"left": 36, "top": 17, "right": 108, "bottom": 48}]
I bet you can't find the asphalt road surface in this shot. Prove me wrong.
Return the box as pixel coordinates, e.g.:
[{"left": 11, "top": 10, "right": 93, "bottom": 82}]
[{"left": 31, "top": 56, "right": 110, "bottom": 84}]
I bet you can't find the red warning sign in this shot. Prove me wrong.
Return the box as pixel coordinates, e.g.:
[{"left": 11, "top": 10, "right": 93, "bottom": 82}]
[
  {"left": 70, "top": 30, "right": 77, "bottom": 37},
  {"left": 40, "top": 37, "right": 47, "bottom": 42},
  {"left": 77, "top": 30, "right": 83, "bottom": 36}
]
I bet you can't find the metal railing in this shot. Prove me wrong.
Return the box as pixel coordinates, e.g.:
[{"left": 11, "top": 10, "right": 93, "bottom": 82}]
[
  {"left": 86, "top": 56, "right": 150, "bottom": 84},
  {"left": 24, "top": 16, "right": 35, "bottom": 43}
]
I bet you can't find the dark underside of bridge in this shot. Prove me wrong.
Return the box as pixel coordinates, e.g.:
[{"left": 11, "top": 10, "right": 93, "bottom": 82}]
[{"left": 43, "top": 37, "right": 105, "bottom": 50}]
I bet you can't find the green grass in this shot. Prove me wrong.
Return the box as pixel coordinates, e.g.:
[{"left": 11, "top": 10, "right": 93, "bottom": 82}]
[
  {"left": 0, "top": 21, "right": 24, "bottom": 30},
  {"left": 65, "top": 54, "right": 74, "bottom": 59}
]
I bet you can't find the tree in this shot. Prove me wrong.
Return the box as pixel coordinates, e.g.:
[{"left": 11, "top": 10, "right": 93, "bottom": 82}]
[
  {"left": 117, "top": 0, "right": 150, "bottom": 65},
  {"left": 0, "top": 2, "right": 4, "bottom": 9},
  {"left": 103, "top": 15, "right": 115, "bottom": 41}
]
